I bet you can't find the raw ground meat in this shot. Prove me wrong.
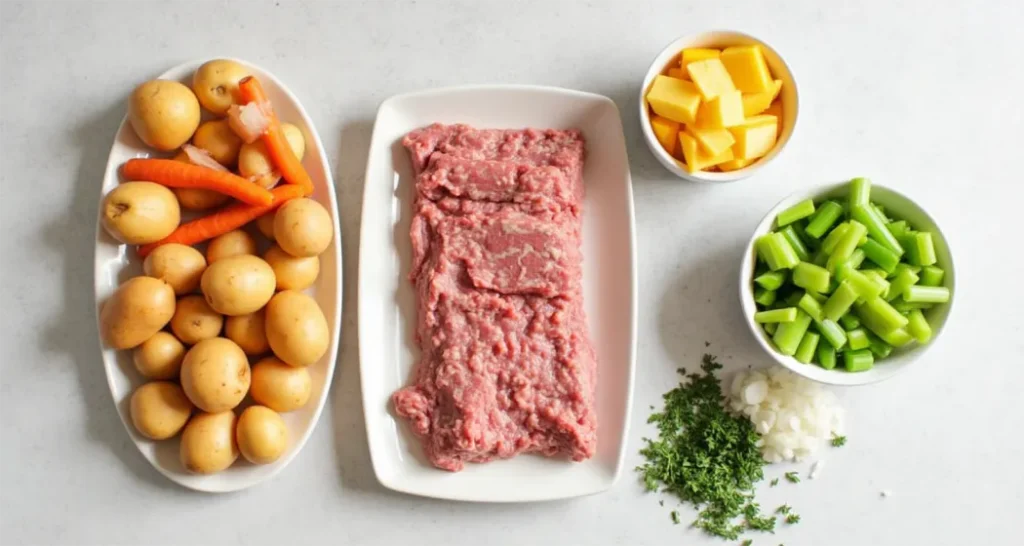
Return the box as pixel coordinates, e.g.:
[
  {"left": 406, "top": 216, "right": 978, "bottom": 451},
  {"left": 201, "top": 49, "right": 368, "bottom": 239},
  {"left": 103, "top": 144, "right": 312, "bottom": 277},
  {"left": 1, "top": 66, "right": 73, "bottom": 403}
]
[{"left": 393, "top": 124, "right": 597, "bottom": 472}]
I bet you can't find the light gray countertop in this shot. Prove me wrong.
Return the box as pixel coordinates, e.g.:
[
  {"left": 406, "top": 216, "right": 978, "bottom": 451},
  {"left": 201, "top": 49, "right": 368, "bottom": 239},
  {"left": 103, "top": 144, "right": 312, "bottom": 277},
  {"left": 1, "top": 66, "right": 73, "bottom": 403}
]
[{"left": 1, "top": 1, "right": 1020, "bottom": 544}]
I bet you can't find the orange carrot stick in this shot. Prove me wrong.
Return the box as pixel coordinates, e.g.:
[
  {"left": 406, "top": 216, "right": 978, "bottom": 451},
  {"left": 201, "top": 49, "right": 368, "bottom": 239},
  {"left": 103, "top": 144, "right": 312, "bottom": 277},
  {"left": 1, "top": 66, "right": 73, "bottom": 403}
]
[
  {"left": 123, "top": 158, "right": 274, "bottom": 206},
  {"left": 237, "top": 76, "right": 314, "bottom": 194},
  {"left": 138, "top": 184, "right": 308, "bottom": 257}
]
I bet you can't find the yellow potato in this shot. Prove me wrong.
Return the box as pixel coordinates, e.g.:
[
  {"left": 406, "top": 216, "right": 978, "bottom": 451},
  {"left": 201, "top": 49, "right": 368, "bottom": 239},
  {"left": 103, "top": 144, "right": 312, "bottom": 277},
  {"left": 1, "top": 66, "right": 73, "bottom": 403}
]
[
  {"left": 250, "top": 356, "right": 311, "bottom": 412},
  {"left": 224, "top": 309, "right": 270, "bottom": 356},
  {"left": 264, "top": 244, "right": 320, "bottom": 291},
  {"left": 265, "top": 290, "right": 329, "bottom": 367},
  {"left": 180, "top": 411, "right": 238, "bottom": 474},
  {"left": 132, "top": 331, "right": 186, "bottom": 380},
  {"left": 100, "top": 276, "right": 176, "bottom": 349},
  {"left": 128, "top": 79, "right": 201, "bottom": 151},
  {"left": 200, "top": 255, "right": 276, "bottom": 316},
  {"left": 180, "top": 338, "right": 250, "bottom": 412},
  {"left": 236, "top": 405, "right": 288, "bottom": 464},
  {"left": 237, "top": 124, "right": 305, "bottom": 179},
  {"left": 192, "top": 59, "right": 251, "bottom": 115},
  {"left": 255, "top": 212, "right": 276, "bottom": 240},
  {"left": 206, "top": 229, "right": 257, "bottom": 264},
  {"left": 143, "top": 243, "right": 207, "bottom": 295},
  {"left": 274, "top": 198, "right": 332, "bottom": 257},
  {"left": 192, "top": 119, "right": 243, "bottom": 167},
  {"left": 130, "top": 381, "right": 193, "bottom": 440},
  {"left": 171, "top": 150, "right": 230, "bottom": 210},
  {"left": 101, "top": 182, "right": 180, "bottom": 245},
  {"left": 170, "top": 295, "right": 224, "bottom": 345}
]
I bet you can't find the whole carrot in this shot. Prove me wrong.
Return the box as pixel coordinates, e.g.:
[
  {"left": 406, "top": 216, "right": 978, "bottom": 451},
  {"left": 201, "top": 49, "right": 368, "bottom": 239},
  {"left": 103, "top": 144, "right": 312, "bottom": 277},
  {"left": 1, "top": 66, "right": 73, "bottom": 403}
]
[
  {"left": 237, "top": 76, "right": 314, "bottom": 194},
  {"left": 137, "top": 184, "right": 308, "bottom": 257},
  {"left": 123, "top": 158, "right": 274, "bottom": 207}
]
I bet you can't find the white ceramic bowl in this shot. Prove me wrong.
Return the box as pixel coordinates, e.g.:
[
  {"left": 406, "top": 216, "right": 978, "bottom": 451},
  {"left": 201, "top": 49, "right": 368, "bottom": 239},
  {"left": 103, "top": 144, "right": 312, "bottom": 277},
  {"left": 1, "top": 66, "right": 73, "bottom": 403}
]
[
  {"left": 639, "top": 30, "right": 799, "bottom": 182},
  {"left": 739, "top": 182, "right": 956, "bottom": 385}
]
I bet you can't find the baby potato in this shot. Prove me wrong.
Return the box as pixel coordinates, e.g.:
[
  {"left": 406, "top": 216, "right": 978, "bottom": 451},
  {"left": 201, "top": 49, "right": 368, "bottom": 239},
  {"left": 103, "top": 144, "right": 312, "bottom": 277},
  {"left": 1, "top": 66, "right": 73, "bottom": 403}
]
[
  {"left": 180, "top": 337, "right": 250, "bottom": 412},
  {"left": 265, "top": 290, "right": 329, "bottom": 367},
  {"left": 274, "top": 198, "right": 332, "bottom": 257},
  {"left": 143, "top": 243, "right": 207, "bottom": 295},
  {"left": 206, "top": 229, "right": 257, "bottom": 264},
  {"left": 255, "top": 212, "right": 276, "bottom": 240},
  {"left": 170, "top": 295, "right": 224, "bottom": 345},
  {"left": 101, "top": 182, "right": 180, "bottom": 245},
  {"left": 264, "top": 244, "right": 319, "bottom": 291},
  {"left": 128, "top": 79, "right": 201, "bottom": 151},
  {"left": 250, "top": 356, "right": 311, "bottom": 412},
  {"left": 201, "top": 255, "right": 276, "bottom": 316},
  {"left": 192, "top": 119, "right": 243, "bottom": 167},
  {"left": 130, "top": 381, "right": 193, "bottom": 440},
  {"left": 225, "top": 309, "right": 270, "bottom": 356},
  {"left": 237, "top": 123, "right": 305, "bottom": 179},
  {"left": 133, "top": 331, "right": 186, "bottom": 380},
  {"left": 100, "top": 276, "right": 176, "bottom": 349},
  {"left": 192, "top": 59, "right": 251, "bottom": 115},
  {"left": 180, "top": 410, "right": 238, "bottom": 474},
  {"left": 236, "top": 405, "right": 288, "bottom": 464}
]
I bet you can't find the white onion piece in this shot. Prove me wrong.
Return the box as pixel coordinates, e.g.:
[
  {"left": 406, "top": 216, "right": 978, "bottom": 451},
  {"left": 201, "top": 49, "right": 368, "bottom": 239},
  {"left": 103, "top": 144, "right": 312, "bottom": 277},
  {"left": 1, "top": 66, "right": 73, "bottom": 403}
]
[
  {"left": 227, "top": 102, "right": 270, "bottom": 144},
  {"left": 182, "top": 144, "right": 228, "bottom": 172}
]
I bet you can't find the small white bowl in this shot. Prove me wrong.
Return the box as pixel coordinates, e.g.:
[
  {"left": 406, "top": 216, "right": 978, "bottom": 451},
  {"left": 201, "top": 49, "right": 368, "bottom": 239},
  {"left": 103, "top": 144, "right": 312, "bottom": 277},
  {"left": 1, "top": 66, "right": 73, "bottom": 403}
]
[
  {"left": 639, "top": 30, "right": 799, "bottom": 182},
  {"left": 739, "top": 182, "right": 956, "bottom": 386}
]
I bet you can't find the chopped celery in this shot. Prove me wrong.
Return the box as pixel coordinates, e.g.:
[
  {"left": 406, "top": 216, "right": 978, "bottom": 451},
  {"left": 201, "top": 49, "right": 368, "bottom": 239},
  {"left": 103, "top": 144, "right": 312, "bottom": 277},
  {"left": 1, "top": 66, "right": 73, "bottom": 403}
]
[
  {"left": 758, "top": 232, "right": 801, "bottom": 271},
  {"left": 821, "top": 223, "right": 851, "bottom": 255},
  {"left": 873, "top": 203, "right": 891, "bottom": 223},
  {"left": 764, "top": 322, "right": 778, "bottom": 335},
  {"left": 805, "top": 200, "right": 844, "bottom": 238},
  {"left": 891, "top": 298, "right": 933, "bottom": 313},
  {"left": 772, "top": 310, "right": 813, "bottom": 356},
  {"left": 784, "top": 290, "right": 804, "bottom": 306},
  {"left": 837, "top": 266, "right": 885, "bottom": 301},
  {"left": 847, "top": 328, "right": 870, "bottom": 350},
  {"left": 867, "top": 332, "right": 893, "bottom": 358},
  {"left": 900, "top": 231, "right": 937, "bottom": 266},
  {"left": 823, "top": 281, "right": 859, "bottom": 321},
  {"left": 885, "top": 267, "right": 920, "bottom": 302},
  {"left": 794, "top": 331, "right": 821, "bottom": 364},
  {"left": 876, "top": 327, "right": 914, "bottom": 347},
  {"left": 860, "top": 238, "right": 900, "bottom": 273},
  {"left": 848, "top": 177, "right": 872, "bottom": 208},
  {"left": 817, "top": 342, "right": 837, "bottom": 370},
  {"left": 754, "top": 287, "right": 777, "bottom": 307},
  {"left": 843, "top": 349, "right": 874, "bottom": 372},
  {"left": 792, "top": 262, "right": 831, "bottom": 294},
  {"left": 755, "top": 307, "right": 798, "bottom": 323},
  {"left": 887, "top": 220, "right": 910, "bottom": 238},
  {"left": 919, "top": 265, "right": 945, "bottom": 287},
  {"left": 851, "top": 204, "right": 904, "bottom": 256},
  {"left": 857, "top": 297, "right": 910, "bottom": 333},
  {"left": 829, "top": 220, "right": 867, "bottom": 263},
  {"left": 754, "top": 270, "right": 788, "bottom": 291},
  {"left": 903, "top": 285, "right": 950, "bottom": 304},
  {"left": 813, "top": 250, "right": 829, "bottom": 267},
  {"left": 798, "top": 293, "right": 824, "bottom": 321},
  {"left": 839, "top": 314, "right": 860, "bottom": 330},
  {"left": 846, "top": 248, "right": 866, "bottom": 270},
  {"left": 906, "top": 309, "right": 933, "bottom": 343},
  {"left": 777, "top": 199, "right": 817, "bottom": 227},
  {"left": 861, "top": 270, "right": 891, "bottom": 299},
  {"left": 780, "top": 225, "right": 811, "bottom": 261},
  {"left": 815, "top": 319, "right": 848, "bottom": 350},
  {"left": 807, "top": 290, "right": 827, "bottom": 303}
]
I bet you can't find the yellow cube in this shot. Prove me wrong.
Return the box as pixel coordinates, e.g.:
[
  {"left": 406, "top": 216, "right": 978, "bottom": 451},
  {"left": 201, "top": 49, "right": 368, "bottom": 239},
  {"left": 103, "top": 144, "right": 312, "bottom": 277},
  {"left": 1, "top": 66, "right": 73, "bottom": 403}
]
[
  {"left": 650, "top": 115, "right": 681, "bottom": 155},
  {"left": 679, "top": 131, "right": 734, "bottom": 173},
  {"left": 720, "top": 45, "right": 774, "bottom": 93},
  {"left": 728, "top": 116, "right": 778, "bottom": 160},
  {"left": 762, "top": 101, "right": 784, "bottom": 134},
  {"left": 717, "top": 157, "right": 758, "bottom": 172},
  {"left": 742, "top": 79, "right": 783, "bottom": 116},
  {"left": 666, "top": 67, "right": 685, "bottom": 80},
  {"left": 688, "top": 126, "right": 735, "bottom": 157},
  {"left": 685, "top": 58, "right": 736, "bottom": 101},
  {"left": 645, "top": 75, "right": 702, "bottom": 124},
  {"left": 679, "top": 48, "right": 720, "bottom": 79},
  {"left": 702, "top": 90, "right": 745, "bottom": 128}
]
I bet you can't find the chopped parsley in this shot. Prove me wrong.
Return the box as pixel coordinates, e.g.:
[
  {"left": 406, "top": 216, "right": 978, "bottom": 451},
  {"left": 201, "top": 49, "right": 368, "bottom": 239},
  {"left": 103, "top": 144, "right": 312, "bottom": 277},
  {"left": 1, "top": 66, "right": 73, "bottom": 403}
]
[
  {"left": 831, "top": 433, "right": 847, "bottom": 447},
  {"left": 770, "top": 478, "right": 779, "bottom": 487},
  {"left": 785, "top": 513, "right": 801, "bottom": 524},
  {"left": 775, "top": 504, "right": 791, "bottom": 515},
  {"left": 784, "top": 472, "right": 800, "bottom": 483},
  {"left": 671, "top": 511, "right": 680, "bottom": 524},
  {"left": 741, "top": 540, "right": 753, "bottom": 546},
  {"left": 637, "top": 354, "right": 776, "bottom": 540}
]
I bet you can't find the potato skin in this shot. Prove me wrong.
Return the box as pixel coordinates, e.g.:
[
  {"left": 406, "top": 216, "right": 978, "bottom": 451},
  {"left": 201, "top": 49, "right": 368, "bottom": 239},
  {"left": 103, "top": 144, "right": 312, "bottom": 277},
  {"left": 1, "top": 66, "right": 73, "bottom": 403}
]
[
  {"left": 143, "top": 243, "right": 207, "bottom": 296},
  {"left": 255, "top": 212, "right": 276, "bottom": 240},
  {"left": 238, "top": 124, "right": 305, "bottom": 179},
  {"left": 225, "top": 309, "right": 270, "bottom": 356},
  {"left": 130, "top": 381, "right": 193, "bottom": 440},
  {"left": 192, "top": 119, "right": 242, "bottom": 167},
  {"left": 264, "top": 244, "right": 319, "bottom": 291},
  {"left": 170, "top": 295, "right": 224, "bottom": 345},
  {"left": 100, "top": 276, "right": 176, "bottom": 349},
  {"left": 180, "top": 338, "right": 250, "bottom": 412},
  {"left": 101, "top": 182, "right": 180, "bottom": 245},
  {"left": 273, "top": 198, "right": 333, "bottom": 258},
  {"left": 191, "top": 59, "right": 251, "bottom": 115},
  {"left": 236, "top": 405, "right": 288, "bottom": 464},
  {"left": 200, "top": 255, "right": 276, "bottom": 316},
  {"left": 206, "top": 229, "right": 256, "bottom": 264},
  {"left": 180, "top": 410, "right": 239, "bottom": 474},
  {"left": 250, "top": 356, "right": 311, "bottom": 412},
  {"left": 264, "top": 290, "right": 329, "bottom": 367},
  {"left": 132, "top": 332, "right": 186, "bottom": 380},
  {"left": 128, "top": 80, "right": 201, "bottom": 151}
]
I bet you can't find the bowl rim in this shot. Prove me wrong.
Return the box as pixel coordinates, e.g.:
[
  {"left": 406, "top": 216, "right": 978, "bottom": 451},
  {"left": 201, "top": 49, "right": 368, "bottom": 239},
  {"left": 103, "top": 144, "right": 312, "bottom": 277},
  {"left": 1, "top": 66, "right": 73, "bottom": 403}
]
[
  {"left": 638, "top": 29, "right": 799, "bottom": 183},
  {"left": 739, "top": 182, "right": 957, "bottom": 386}
]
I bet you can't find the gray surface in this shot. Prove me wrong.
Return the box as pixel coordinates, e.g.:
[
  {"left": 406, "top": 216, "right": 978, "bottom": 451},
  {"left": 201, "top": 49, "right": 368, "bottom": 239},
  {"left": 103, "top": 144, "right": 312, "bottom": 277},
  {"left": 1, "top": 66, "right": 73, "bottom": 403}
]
[{"left": 1, "top": 1, "right": 1021, "bottom": 544}]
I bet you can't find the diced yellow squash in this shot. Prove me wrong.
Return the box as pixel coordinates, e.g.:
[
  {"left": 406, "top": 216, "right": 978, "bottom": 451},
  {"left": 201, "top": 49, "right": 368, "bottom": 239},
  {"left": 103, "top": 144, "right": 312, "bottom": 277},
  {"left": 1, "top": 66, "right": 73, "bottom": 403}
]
[
  {"left": 679, "top": 48, "right": 720, "bottom": 78},
  {"left": 666, "top": 67, "right": 685, "bottom": 80},
  {"left": 762, "top": 101, "right": 783, "bottom": 134},
  {"left": 742, "top": 79, "right": 783, "bottom": 116},
  {"left": 650, "top": 115, "right": 680, "bottom": 155},
  {"left": 688, "top": 126, "right": 735, "bottom": 157},
  {"left": 728, "top": 115, "right": 778, "bottom": 160},
  {"left": 679, "top": 131, "right": 734, "bottom": 173},
  {"left": 645, "top": 75, "right": 702, "bottom": 124},
  {"left": 685, "top": 58, "right": 736, "bottom": 101},
  {"left": 717, "top": 157, "right": 758, "bottom": 172},
  {"left": 702, "top": 90, "right": 745, "bottom": 129},
  {"left": 720, "top": 45, "right": 774, "bottom": 93}
]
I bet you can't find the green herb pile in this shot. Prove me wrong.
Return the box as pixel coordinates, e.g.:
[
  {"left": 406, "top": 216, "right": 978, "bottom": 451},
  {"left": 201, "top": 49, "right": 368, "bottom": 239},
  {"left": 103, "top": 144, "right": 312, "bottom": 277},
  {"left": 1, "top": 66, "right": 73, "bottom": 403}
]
[{"left": 637, "top": 354, "right": 777, "bottom": 540}]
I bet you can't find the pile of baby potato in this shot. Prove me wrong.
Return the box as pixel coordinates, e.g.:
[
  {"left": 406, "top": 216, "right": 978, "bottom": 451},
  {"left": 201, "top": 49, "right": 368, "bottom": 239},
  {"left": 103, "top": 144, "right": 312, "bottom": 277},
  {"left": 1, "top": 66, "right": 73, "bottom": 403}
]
[{"left": 98, "top": 59, "right": 332, "bottom": 474}]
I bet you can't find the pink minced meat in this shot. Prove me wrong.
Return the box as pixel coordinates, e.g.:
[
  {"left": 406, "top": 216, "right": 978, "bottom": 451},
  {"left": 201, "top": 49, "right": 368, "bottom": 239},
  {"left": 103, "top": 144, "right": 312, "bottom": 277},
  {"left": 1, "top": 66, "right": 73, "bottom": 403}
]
[{"left": 393, "top": 124, "right": 596, "bottom": 472}]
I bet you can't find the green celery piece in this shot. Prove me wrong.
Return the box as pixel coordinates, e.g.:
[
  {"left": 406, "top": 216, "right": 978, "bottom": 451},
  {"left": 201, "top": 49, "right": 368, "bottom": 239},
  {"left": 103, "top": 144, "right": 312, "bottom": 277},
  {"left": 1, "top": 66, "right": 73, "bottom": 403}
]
[
  {"left": 848, "top": 177, "right": 872, "bottom": 208},
  {"left": 756, "top": 234, "right": 780, "bottom": 269},
  {"left": 919, "top": 265, "right": 945, "bottom": 287},
  {"left": 805, "top": 200, "right": 844, "bottom": 239},
  {"left": 839, "top": 313, "right": 860, "bottom": 330},
  {"left": 900, "top": 232, "right": 937, "bottom": 266},
  {"left": 859, "top": 238, "right": 900, "bottom": 273},
  {"left": 887, "top": 220, "right": 910, "bottom": 238},
  {"left": 891, "top": 297, "right": 933, "bottom": 313},
  {"left": 780, "top": 225, "right": 811, "bottom": 261},
  {"left": 867, "top": 332, "right": 894, "bottom": 359},
  {"left": 777, "top": 199, "right": 817, "bottom": 227},
  {"left": 823, "top": 281, "right": 859, "bottom": 322},
  {"left": 798, "top": 293, "right": 824, "bottom": 320},
  {"left": 816, "top": 319, "right": 848, "bottom": 351},
  {"left": 817, "top": 342, "right": 837, "bottom": 370},
  {"left": 851, "top": 204, "right": 904, "bottom": 256},
  {"left": 906, "top": 309, "right": 933, "bottom": 344},
  {"left": 754, "top": 287, "right": 777, "bottom": 307},
  {"left": 768, "top": 232, "right": 801, "bottom": 270},
  {"left": 847, "top": 328, "right": 870, "bottom": 350},
  {"left": 797, "top": 223, "right": 822, "bottom": 251},
  {"left": 773, "top": 309, "right": 813, "bottom": 356},
  {"left": 829, "top": 220, "right": 867, "bottom": 263},
  {"left": 836, "top": 265, "right": 885, "bottom": 301},
  {"left": 813, "top": 250, "right": 829, "bottom": 267},
  {"left": 792, "top": 262, "right": 831, "bottom": 293},
  {"left": 754, "top": 270, "right": 788, "bottom": 291},
  {"left": 764, "top": 322, "right": 778, "bottom": 335},
  {"left": 794, "top": 331, "right": 821, "bottom": 364},
  {"left": 876, "top": 327, "right": 913, "bottom": 347},
  {"left": 885, "top": 268, "right": 920, "bottom": 302},
  {"left": 843, "top": 349, "right": 874, "bottom": 372},
  {"left": 784, "top": 290, "right": 804, "bottom": 306},
  {"left": 860, "top": 297, "right": 910, "bottom": 331},
  {"left": 755, "top": 307, "right": 799, "bottom": 323},
  {"left": 873, "top": 203, "right": 891, "bottom": 223},
  {"left": 821, "top": 222, "right": 851, "bottom": 255},
  {"left": 807, "top": 290, "right": 827, "bottom": 303},
  {"left": 861, "top": 270, "right": 891, "bottom": 299},
  {"left": 903, "top": 285, "right": 950, "bottom": 304},
  {"left": 846, "top": 248, "right": 866, "bottom": 270}
]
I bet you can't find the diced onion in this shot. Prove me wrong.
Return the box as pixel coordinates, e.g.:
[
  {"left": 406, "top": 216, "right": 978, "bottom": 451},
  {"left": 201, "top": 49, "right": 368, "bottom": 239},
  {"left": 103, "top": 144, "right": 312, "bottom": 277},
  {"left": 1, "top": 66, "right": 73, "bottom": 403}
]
[
  {"left": 182, "top": 144, "right": 228, "bottom": 172},
  {"left": 227, "top": 102, "right": 270, "bottom": 144}
]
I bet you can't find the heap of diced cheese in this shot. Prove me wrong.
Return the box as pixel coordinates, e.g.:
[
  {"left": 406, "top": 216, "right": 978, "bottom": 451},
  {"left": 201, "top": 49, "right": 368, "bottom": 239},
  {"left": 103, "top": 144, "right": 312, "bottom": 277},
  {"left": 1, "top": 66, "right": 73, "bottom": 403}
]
[{"left": 646, "top": 45, "right": 783, "bottom": 174}]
